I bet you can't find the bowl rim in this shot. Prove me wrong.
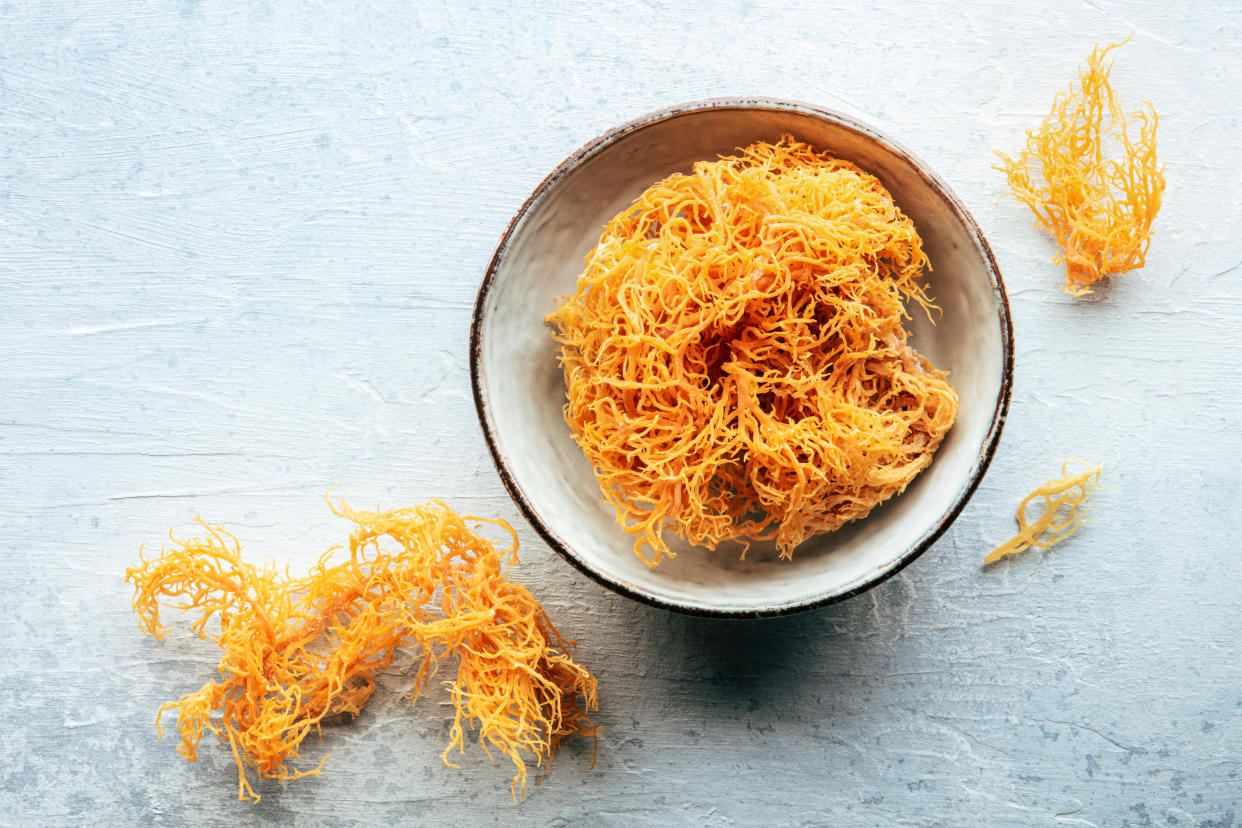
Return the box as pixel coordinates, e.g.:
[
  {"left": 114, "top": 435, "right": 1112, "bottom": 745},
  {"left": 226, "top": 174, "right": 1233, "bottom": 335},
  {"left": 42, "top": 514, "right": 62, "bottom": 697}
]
[{"left": 470, "top": 96, "right": 1014, "bottom": 618}]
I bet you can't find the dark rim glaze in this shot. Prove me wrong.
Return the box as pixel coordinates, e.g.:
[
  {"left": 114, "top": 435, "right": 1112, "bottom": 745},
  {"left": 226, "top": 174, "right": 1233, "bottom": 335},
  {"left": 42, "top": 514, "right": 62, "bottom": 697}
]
[{"left": 470, "top": 97, "right": 1014, "bottom": 619}]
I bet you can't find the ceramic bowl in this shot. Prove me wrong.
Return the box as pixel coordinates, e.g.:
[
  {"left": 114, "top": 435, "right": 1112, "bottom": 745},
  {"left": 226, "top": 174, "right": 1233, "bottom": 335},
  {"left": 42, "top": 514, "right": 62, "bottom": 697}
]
[{"left": 471, "top": 98, "right": 1012, "bottom": 617}]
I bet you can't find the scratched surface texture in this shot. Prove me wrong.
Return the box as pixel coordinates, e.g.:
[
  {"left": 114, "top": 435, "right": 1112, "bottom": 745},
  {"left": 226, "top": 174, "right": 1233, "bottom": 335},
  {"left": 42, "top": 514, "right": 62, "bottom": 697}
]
[{"left": 3, "top": 1, "right": 1241, "bottom": 825}]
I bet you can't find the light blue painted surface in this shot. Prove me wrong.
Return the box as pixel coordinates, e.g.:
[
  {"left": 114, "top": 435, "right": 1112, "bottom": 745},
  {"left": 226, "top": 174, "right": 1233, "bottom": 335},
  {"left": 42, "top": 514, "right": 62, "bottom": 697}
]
[{"left": 2, "top": 2, "right": 1241, "bottom": 825}]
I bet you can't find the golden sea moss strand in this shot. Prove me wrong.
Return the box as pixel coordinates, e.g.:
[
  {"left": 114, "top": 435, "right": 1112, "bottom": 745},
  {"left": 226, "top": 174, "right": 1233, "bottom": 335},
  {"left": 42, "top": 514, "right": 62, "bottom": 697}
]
[{"left": 984, "top": 460, "right": 1102, "bottom": 565}]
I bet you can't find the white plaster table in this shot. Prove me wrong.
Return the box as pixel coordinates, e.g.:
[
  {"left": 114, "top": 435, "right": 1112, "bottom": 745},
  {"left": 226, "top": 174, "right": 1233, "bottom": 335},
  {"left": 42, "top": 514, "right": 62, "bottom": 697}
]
[{"left": 3, "top": 2, "right": 1241, "bottom": 825}]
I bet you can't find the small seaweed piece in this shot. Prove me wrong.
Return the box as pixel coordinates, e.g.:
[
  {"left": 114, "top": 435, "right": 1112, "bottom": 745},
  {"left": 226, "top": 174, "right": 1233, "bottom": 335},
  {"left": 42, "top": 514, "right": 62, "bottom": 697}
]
[
  {"left": 985, "top": 460, "right": 1102, "bottom": 565},
  {"left": 996, "top": 37, "right": 1165, "bottom": 295}
]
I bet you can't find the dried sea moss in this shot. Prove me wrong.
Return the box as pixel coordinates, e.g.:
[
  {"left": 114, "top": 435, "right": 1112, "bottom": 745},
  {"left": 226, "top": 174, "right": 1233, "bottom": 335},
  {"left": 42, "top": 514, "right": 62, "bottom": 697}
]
[{"left": 127, "top": 499, "right": 599, "bottom": 802}]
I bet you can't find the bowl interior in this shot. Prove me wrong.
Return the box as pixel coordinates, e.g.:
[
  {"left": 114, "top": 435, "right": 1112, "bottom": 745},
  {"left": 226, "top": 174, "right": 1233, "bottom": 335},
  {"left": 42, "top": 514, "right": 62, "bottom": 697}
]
[{"left": 473, "top": 101, "right": 1009, "bottom": 616}]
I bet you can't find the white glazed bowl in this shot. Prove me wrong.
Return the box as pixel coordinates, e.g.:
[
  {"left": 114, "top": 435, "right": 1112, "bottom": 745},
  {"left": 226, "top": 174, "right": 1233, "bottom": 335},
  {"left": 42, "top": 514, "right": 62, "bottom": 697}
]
[{"left": 471, "top": 99, "right": 1012, "bottom": 617}]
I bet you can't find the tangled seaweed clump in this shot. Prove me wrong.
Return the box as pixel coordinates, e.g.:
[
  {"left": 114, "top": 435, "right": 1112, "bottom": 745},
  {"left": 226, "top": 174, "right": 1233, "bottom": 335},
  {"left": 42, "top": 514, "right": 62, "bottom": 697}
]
[
  {"left": 549, "top": 137, "right": 958, "bottom": 565},
  {"left": 996, "top": 38, "right": 1165, "bottom": 295},
  {"left": 127, "top": 499, "right": 599, "bottom": 802}
]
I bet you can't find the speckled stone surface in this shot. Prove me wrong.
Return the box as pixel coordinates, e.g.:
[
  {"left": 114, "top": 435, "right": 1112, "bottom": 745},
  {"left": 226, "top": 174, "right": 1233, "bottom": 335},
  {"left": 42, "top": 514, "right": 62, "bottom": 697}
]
[{"left": 3, "top": 2, "right": 1240, "bottom": 825}]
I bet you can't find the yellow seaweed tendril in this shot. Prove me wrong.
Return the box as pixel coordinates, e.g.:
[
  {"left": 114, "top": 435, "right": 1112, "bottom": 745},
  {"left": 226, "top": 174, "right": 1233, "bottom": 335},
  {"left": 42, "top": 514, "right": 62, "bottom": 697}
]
[
  {"left": 985, "top": 460, "right": 1102, "bottom": 565},
  {"left": 996, "top": 37, "right": 1165, "bottom": 295},
  {"left": 126, "top": 499, "right": 599, "bottom": 803},
  {"left": 548, "top": 137, "right": 958, "bottom": 566}
]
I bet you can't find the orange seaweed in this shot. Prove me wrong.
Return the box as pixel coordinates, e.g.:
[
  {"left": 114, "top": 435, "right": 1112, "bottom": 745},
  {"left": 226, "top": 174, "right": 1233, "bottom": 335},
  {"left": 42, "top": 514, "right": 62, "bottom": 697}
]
[
  {"left": 548, "top": 137, "right": 958, "bottom": 565},
  {"left": 985, "top": 460, "right": 1101, "bottom": 565},
  {"left": 996, "top": 38, "right": 1165, "bottom": 295},
  {"left": 126, "top": 499, "right": 599, "bottom": 802}
]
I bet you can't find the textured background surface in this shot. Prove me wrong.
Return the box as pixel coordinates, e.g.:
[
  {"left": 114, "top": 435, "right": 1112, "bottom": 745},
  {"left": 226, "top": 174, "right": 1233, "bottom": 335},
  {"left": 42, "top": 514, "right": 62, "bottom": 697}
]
[{"left": 3, "top": 1, "right": 1241, "bottom": 825}]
